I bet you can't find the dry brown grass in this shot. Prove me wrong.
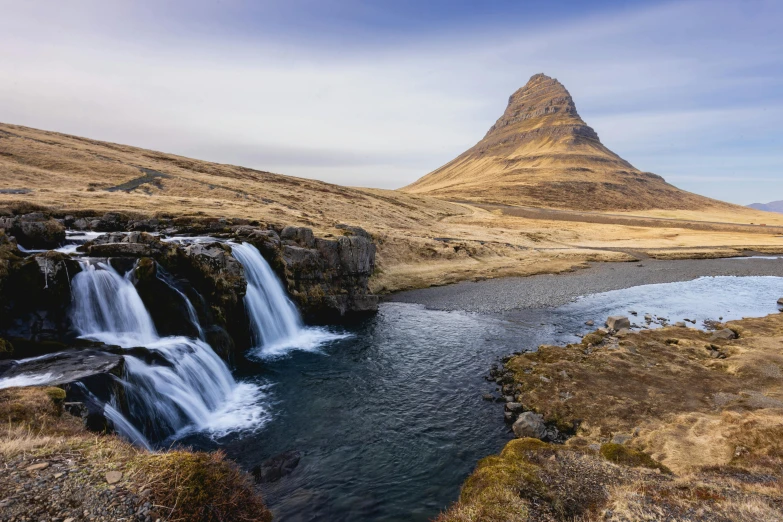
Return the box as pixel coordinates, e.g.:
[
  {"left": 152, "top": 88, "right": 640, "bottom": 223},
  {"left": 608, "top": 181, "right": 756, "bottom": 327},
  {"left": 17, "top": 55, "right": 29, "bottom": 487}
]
[
  {"left": 3, "top": 121, "right": 783, "bottom": 292},
  {"left": 0, "top": 387, "right": 272, "bottom": 521},
  {"left": 438, "top": 313, "right": 783, "bottom": 521}
]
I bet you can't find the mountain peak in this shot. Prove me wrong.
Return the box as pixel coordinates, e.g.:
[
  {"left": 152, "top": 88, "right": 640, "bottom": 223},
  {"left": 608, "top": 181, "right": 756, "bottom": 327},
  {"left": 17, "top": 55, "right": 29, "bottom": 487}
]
[
  {"left": 482, "top": 73, "right": 599, "bottom": 147},
  {"left": 401, "top": 74, "right": 723, "bottom": 212}
]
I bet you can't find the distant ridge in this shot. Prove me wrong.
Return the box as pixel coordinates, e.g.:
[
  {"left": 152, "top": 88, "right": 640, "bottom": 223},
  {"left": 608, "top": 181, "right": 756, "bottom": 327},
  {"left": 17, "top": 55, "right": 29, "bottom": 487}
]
[
  {"left": 748, "top": 201, "right": 783, "bottom": 213},
  {"left": 402, "top": 74, "right": 733, "bottom": 212}
]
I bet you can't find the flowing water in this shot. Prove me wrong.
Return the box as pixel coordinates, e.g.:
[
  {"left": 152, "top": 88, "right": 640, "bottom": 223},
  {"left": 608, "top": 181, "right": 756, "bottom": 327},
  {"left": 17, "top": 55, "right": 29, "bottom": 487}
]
[
  {"left": 231, "top": 242, "right": 347, "bottom": 358},
  {"left": 4, "top": 241, "right": 783, "bottom": 521},
  {"left": 70, "top": 260, "right": 266, "bottom": 444},
  {"left": 181, "top": 275, "right": 783, "bottom": 522}
]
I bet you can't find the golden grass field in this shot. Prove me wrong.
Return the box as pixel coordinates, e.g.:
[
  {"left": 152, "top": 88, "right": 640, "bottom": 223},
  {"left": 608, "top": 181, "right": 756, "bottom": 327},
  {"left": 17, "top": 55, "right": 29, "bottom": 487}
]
[{"left": 2, "top": 121, "right": 783, "bottom": 293}]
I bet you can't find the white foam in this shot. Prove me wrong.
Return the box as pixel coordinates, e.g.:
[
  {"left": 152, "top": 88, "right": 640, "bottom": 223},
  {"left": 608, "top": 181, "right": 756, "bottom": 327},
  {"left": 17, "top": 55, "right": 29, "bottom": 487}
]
[{"left": 0, "top": 372, "right": 56, "bottom": 389}]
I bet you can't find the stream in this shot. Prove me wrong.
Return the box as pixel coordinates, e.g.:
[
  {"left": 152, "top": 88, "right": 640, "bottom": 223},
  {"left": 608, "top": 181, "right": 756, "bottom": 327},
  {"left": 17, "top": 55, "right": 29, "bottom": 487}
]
[
  {"left": 3, "top": 242, "right": 783, "bottom": 521},
  {"left": 187, "top": 270, "right": 783, "bottom": 521}
]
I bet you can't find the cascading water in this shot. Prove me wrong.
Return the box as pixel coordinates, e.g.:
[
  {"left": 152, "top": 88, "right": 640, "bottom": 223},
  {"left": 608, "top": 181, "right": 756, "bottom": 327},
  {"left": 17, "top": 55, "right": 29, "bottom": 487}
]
[
  {"left": 71, "top": 261, "right": 266, "bottom": 443},
  {"left": 155, "top": 266, "right": 205, "bottom": 341},
  {"left": 230, "top": 242, "right": 348, "bottom": 358}
]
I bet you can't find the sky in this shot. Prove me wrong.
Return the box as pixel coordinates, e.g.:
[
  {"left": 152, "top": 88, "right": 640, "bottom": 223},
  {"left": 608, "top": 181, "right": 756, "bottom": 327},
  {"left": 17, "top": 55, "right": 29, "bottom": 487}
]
[{"left": 0, "top": 0, "right": 781, "bottom": 205}]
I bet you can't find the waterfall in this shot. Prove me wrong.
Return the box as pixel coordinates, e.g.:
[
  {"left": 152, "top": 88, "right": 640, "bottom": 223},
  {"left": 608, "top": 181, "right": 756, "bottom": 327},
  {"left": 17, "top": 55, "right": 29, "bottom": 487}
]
[
  {"left": 230, "top": 243, "right": 302, "bottom": 348},
  {"left": 70, "top": 261, "right": 266, "bottom": 443},
  {"left": 155, "top": 266, "right": 205, "bottom": 341},
  {"left": 71, "top": 262, "right": 158, "bottom": 346},
  {"left": 230, "top": 242, "right": 349, "bottom": 358}
]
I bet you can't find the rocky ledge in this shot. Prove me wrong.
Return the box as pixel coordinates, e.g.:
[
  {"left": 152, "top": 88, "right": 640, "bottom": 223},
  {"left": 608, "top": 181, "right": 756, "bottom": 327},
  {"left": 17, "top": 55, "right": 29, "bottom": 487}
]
[{"left": 0, "top": 211, "right": 378, "bottom": 360}]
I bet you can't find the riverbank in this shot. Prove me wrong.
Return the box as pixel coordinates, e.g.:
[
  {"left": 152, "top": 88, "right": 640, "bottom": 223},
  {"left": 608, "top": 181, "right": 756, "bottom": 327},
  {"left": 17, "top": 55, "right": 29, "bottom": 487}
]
[
  {"left": 438, "top": 311, "right": 783, "bottom": 521},
  {"left": 390, "top": 256, "right": 783, "bottom": 313},
  {"left": 0, "top": 387, "right": 272, "bottom": 522}
]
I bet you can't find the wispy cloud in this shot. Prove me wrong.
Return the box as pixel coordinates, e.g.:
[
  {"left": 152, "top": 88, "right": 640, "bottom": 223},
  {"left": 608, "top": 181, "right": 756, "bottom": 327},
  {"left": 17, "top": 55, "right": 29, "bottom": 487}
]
[{"left": 0, "top": 0, "right": 781, "bottom": 203}]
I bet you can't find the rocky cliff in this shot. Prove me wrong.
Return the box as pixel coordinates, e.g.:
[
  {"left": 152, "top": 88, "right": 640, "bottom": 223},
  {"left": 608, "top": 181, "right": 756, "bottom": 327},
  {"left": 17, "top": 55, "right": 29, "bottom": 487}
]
[
  {"left": 0, "top": 210, "right": 378, "bottom": 362},
  {"left": 403, "top": 73, "right": 730, "bottom": 211}
]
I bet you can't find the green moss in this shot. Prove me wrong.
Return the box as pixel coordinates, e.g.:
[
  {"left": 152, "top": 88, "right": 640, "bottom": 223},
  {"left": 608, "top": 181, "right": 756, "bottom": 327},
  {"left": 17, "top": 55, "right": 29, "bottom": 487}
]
[
  {"left": 0, "top": 338, "right": 14, "bottom": 357},
  {"left": 45, "top": 387, "right": 67, "bottom": 415},
  {"left": 599, "top": 443, "right": 671, "bottom": 474},
  {"left": 581, "top": 331, "right": 606, "bottom": 346}
]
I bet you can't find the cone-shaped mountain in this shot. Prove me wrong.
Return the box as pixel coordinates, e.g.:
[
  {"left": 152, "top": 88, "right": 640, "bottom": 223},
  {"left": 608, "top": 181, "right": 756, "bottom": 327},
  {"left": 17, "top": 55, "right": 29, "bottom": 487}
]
[{"left": 403, "top": 74, "right": 726, "bottom": 211}]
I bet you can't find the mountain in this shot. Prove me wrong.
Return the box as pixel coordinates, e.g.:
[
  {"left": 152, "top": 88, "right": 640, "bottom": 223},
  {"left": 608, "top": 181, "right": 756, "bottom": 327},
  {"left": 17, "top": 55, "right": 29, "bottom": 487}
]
[
  {"left": 748, "top": 201, "right": 783, "bottom": 213},
  {"left": 402, "top": 73, "right": 730, "bottom": 211}
]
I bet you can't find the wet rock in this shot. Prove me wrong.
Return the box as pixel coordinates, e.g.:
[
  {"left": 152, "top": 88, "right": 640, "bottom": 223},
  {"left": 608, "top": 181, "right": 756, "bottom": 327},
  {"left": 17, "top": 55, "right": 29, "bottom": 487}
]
[
  {"left": 0, "top": 349, "right": 124, "bottom": 387},
  {"left": 512, "top": 412, "right": 547, "bottom": 439},
  {"left": 133, "top": 259, "right": 201, "bottom": 339},
  {"left": 0, "top": 251, "right": 82, "bottom": 345},
  {"left": 778, "top": 297, "right": 783, "bottom": 306},
  {"left": 585, "top": 320, "right": 594, "bottom": 326},
  {"left": 0, "top": 213, "right": 66, "bottom": 249},
  {"left": 606, "top": 316, "right": 631, "bottom": 331},
  {"left": 252, "top": 450, "right": 302, "bottom": 483},
  {"left": 237, "top": 225, "right": 378, "bottom": 319}
]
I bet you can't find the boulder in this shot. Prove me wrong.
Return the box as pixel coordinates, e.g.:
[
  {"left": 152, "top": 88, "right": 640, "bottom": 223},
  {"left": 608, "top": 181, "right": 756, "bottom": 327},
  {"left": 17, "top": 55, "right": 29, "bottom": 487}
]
[
  {"left": 710, "top": 328, "right": 737, "bottom": 341},
  {"left": 0, "top": 213, "right": 65, "bottom": 249},
  {"left": 512, "top": 412, "right": 548, "bottom": 439},
  {"left": 777, "top": 298, "right": 783, "bottom": 306},
  {"left": 280, "top": 226, "right": 316, "bottom": 248},
  {"left": 606, "top": 316, "right": 631, "bottom": 331}
]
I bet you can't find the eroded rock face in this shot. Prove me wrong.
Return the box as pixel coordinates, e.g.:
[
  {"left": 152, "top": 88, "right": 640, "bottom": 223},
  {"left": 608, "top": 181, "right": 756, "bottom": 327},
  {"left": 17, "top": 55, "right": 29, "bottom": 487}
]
[
  {"left": 239, "top": 225, "right": 379, "bottom": 320},
  {"left": 0, "top": 212, "right": 66, "bottom": 249},
  {"left": 0, "top": 251, "right": 82, "bottom": 345}
]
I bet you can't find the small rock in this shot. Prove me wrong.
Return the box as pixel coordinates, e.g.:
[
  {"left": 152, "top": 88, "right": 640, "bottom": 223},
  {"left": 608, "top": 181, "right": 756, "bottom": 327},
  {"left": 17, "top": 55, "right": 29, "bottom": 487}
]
[
  {"left": 615, "top": 328, "right": 631, "bottom": 338},
  {"left": 482, "top": 394, "right": 494, "bottom": 401},
  {"left": 606, "top": 316, "right": 631, "bottom": 331},
  {"left": 778, "top": 298, "right": 783, "bottom": 306},
  {"left": 512, "top": 412, "right": 547, "bottom": 439},
  {"left": 675, "top": 322, "right": 687, "bottom": 328},
  {"left": 504, "top": 402, "right": 524, "bottom": 414},
  {"left": 25, "top": 462, "right": 49, "bottom": 472},
  {"left": 612, "top": 433, "right": 633, "bottom": 444},
  {"left": 585, "top": 320, "right": 595, "bottom": 326},
  {"left": 105, "top": 471, "right": 123, "bottom": 485},
  {"left": 629, "top": 311, "right": 638, "bottom": 316}
]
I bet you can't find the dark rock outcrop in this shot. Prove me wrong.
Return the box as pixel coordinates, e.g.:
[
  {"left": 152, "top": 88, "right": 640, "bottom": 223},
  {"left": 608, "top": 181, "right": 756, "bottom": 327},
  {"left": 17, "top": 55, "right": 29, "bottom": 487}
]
[
  {"left": 0, "top": 212, "right": 65, "bottom": 249},
  {"left": 237, "top": 225, "right": 378, "bottom": 320},
  {"left": 0, "top": 251, "right": 82, "bottom": 345}
]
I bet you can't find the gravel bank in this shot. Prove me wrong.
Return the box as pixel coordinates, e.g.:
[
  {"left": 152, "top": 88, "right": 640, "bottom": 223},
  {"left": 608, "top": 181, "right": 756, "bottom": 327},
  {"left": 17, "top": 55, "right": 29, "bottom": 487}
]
[{"left": 388, "top": 257, "right": 783, "bottom": 314}]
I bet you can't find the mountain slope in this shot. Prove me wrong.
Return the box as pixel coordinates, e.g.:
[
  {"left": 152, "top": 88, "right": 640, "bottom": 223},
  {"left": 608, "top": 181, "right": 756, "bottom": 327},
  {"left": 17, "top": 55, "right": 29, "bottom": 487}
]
[
  {"left": 749, "top": 201, "right": 783, "bottom": 213},
  {"left": 403, "top": 74, "right": 732, "bottom": 212}
]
